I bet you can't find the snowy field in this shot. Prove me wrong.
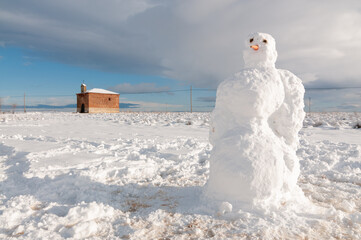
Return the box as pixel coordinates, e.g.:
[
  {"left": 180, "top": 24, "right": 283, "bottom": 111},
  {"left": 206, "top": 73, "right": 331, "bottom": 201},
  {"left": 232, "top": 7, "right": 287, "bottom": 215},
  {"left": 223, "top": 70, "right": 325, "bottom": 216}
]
[{"left": 0, "top": 112, "right": 360, "bottom": 239}]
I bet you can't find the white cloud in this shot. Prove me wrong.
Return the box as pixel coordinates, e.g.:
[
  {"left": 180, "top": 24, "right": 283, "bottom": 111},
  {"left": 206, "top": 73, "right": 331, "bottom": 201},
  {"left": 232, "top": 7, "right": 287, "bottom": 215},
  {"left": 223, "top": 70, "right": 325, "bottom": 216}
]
[
  {"left": 1, "top": 0, "right": 361, "bottom": 88},
  {"left": 43, "top": 97, "right": 75, "bottom": 106}
]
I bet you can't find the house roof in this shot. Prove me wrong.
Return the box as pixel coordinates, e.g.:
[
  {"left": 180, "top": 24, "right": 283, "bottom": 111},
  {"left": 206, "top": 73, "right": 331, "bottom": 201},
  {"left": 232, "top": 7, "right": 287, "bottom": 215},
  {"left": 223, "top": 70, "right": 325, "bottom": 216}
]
[{"left": 86, "top": 88, "right": 119, "bottom": 95}]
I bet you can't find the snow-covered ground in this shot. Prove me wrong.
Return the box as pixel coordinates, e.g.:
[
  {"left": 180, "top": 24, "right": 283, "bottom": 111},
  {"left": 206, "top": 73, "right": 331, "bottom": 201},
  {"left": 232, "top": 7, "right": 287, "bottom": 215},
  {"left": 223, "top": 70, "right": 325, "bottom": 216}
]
[{"left": 0, "top": 112, "right": 360, "bottom": 239}]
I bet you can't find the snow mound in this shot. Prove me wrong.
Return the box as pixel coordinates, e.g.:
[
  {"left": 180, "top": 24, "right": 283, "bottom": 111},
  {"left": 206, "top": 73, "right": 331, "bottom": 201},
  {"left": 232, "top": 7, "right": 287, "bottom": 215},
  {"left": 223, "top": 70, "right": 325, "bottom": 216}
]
[
  {"left": 304, "top": 112, "right": 361, "bottom": 129},
  {"left": 59, "top": 202, "right": 116, "bottom": 238},
  {"left": 0, "top": 112, "right": 360, "bottom": 239},
  {"left": 86, "top": 88, "right": 119, "bottom": 94}
]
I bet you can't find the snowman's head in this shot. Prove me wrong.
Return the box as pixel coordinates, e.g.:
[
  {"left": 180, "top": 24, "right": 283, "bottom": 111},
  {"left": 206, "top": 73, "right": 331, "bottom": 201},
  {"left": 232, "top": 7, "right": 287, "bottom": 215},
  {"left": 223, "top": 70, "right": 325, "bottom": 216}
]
[{"left": 243, "top": 32, "right": 277, "bottom": 69}]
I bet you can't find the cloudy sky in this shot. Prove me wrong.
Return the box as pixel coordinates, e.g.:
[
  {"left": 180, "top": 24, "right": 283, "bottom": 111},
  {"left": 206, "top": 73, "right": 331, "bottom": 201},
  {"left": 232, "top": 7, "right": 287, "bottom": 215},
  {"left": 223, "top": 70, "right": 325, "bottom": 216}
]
[{"left": 1, "top": 0, "right": 361, "bottom": 111}]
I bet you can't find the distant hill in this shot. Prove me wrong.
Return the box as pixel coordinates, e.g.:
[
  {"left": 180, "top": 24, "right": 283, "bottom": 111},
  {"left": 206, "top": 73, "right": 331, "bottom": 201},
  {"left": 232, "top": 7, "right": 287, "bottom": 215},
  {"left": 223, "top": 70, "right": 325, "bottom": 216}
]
[
  {"left": 1, "top": 104, "right": 76, "bottom": 109},
  {"left": 1, "top": 103, "right": 139, "bottom": 110},
  {"left": 28, "top": 104, "right": 77, "bottom": 109}
]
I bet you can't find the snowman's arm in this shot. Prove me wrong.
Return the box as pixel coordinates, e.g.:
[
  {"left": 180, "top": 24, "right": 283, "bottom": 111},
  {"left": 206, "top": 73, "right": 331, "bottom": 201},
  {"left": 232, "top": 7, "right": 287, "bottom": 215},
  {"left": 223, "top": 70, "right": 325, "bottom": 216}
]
[
  {"left": 271, "top": 70, "right": 305, "bottom": 147},
  {"left": 209, "top": 110, "right": 216, "bottom": 146},
  {"left": 209, "top": 74, "right": 258, "bottom": 145},
  {"left": 279, "top": 69, "right": 305, "bottom": 131}
]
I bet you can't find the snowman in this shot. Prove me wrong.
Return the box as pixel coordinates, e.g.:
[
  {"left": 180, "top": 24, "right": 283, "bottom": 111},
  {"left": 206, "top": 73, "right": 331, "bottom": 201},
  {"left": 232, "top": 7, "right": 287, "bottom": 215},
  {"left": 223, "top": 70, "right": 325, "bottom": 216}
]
[{"left": 204, "top": 32, "right": 305, "bottom": 209}]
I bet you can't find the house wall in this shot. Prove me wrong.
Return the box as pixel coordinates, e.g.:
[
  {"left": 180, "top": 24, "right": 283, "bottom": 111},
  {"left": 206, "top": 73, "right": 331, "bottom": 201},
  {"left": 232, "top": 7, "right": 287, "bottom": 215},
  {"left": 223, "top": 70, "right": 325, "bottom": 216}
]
[{"left": 76, "top": 93, "right": 89, "bottom": 113}]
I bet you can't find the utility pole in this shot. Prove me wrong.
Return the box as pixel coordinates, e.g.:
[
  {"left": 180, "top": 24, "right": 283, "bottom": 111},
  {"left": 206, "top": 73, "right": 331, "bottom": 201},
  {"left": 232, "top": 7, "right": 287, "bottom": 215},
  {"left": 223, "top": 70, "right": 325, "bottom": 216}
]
[
  {"left": 190, "top": 85, "right": 193, "bottom": 113},
  {"left": 24, "top": 93, "right": 26, "bottom": 113}
]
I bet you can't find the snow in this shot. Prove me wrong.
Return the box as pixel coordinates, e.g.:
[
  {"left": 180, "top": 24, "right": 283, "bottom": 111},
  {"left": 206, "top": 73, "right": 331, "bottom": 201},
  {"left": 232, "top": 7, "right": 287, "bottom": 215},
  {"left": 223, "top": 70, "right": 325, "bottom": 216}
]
[
  {"left": 205, "top": 33, "right": 306, "bottom": 210},
  {"left": 86, "top": 88, "right": 119, "bottom": 94},
  {"left": 0, "top": 111, "right": 360, "bottom": 239}
]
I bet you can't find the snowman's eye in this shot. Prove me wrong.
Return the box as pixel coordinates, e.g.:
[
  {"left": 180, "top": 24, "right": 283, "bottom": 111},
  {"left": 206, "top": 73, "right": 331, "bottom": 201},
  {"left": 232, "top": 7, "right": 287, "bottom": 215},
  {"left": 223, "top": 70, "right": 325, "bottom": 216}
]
[
  {"left": 250, "top": 38, "right": 254, "bottom": 43},
  {"left": 263, "top": 39, "right": 267, "bottom": 43}
]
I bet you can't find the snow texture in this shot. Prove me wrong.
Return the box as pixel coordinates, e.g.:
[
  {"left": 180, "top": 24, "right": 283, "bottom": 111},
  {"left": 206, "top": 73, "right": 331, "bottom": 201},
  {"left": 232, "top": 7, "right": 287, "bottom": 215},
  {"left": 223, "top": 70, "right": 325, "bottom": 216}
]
[
  {"left": 86, "top": 88, "right": 119, "bottom": 94},
  {"left": 205, "top": 33, "right": 306, "bottom": 210},
  {"left": 0, "top": 112, "right": 361, "bottom": 239}
]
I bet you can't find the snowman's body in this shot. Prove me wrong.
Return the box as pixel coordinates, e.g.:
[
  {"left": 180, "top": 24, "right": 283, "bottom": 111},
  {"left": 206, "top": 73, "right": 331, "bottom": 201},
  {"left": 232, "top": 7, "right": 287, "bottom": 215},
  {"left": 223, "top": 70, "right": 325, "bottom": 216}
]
[{"left": 205, "top": 33, "right": 305, "bottom": 207}]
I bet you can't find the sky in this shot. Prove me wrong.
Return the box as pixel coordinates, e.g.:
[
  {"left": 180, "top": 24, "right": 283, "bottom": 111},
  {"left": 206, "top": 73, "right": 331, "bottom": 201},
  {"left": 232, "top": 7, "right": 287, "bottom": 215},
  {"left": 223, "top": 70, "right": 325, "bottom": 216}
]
[{"left": 1, "top": 0, "right": 361, "bottom": 111}]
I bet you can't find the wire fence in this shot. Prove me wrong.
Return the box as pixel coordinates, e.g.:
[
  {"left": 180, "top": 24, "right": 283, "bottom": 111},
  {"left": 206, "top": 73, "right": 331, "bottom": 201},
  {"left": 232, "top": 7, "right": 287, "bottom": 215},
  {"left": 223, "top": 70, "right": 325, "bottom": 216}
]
[{"left": 0, "top": 87, "right": 360, "bottom": 113}]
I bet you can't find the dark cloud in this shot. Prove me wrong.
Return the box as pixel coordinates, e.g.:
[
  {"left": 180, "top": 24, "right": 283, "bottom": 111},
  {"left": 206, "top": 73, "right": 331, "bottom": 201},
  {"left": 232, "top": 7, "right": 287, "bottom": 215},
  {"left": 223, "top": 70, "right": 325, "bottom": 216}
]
[
  {"left": 1, "top": 0, "right": 361, "bottom": 88},
  {"left": 119, "top": 103, "right": 139, "bottom": 109},
  {"left": 304, "top": 78, "right": 361, "bottom": 89},
  {"left": 108, "top": 82, "right": 170, "bottom": 94},
  {"left": 197, "top": 96, "right": 216, "bottom": 103},
  {"left": 305, "top": 88, "right": 361, "bottom": 112},
  {"left": 336, "top": 104, "right": 361, "bottom": 110}
]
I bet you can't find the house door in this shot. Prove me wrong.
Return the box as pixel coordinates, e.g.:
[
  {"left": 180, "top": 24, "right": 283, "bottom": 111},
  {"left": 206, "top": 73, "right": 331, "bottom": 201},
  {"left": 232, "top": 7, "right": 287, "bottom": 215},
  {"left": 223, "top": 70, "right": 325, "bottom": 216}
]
[{"left": 81, "top": 104, "right": 85, "bottom": 113}]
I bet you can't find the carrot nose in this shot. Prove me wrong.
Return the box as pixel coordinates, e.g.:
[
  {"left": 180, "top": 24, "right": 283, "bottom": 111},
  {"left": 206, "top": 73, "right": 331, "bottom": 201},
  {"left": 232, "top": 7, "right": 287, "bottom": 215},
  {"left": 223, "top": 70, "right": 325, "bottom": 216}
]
[{"left": 250, "top": 45, "right": 259, "bottom": 51}]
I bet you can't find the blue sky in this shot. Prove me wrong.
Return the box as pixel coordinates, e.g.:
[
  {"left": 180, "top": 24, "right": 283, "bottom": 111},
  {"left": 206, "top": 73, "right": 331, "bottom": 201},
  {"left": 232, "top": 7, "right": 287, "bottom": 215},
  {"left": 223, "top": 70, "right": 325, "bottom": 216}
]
[
  {"left": 0, "top": 47, "right": 181, "bottom": 96},
  {"left": 0, "top": 46, "right": 214, "bottom": 111},
  {"left": 1, "top": 0, "right": 361, "bottom": 111}
]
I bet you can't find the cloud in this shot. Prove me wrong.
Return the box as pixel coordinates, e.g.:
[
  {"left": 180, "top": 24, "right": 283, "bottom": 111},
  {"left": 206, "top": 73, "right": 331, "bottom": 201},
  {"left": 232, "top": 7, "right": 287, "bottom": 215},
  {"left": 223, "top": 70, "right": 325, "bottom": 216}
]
[
  {"left": 23, "top": 56, "right": 39, "bottom": 60},
  {"left": 120, "top": 100, "right": 184, "bottom": 112},
  {"left": 119, "top": 103, "right": 139, "bottom": 109},
  {"left": 336, "top": 103, "right": 361, "bottom": 110},
  {"left": 305, "top": 88, "right": 361, "bottom": 112},
  {"left": 0, "top": 95, "right": 76, "bottom": 107},
  {"left": 108, "top": 82, "right": 170, "bottom": 94},
  {"left": 1, "top": 0, "right": 361, "bottom": 88},
  {"left": 304, "top": 78, "right": 361, "bottom": 89},
  {"left": 197, "top": 96, "right": 216, "bottom": 103}
]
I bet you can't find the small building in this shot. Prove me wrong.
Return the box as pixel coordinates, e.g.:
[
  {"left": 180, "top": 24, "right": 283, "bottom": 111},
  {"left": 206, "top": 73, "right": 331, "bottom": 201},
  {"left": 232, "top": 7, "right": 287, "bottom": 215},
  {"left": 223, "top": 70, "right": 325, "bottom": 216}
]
[{"left": 76, "top": 84, "right": 120, "bottom": 113}]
